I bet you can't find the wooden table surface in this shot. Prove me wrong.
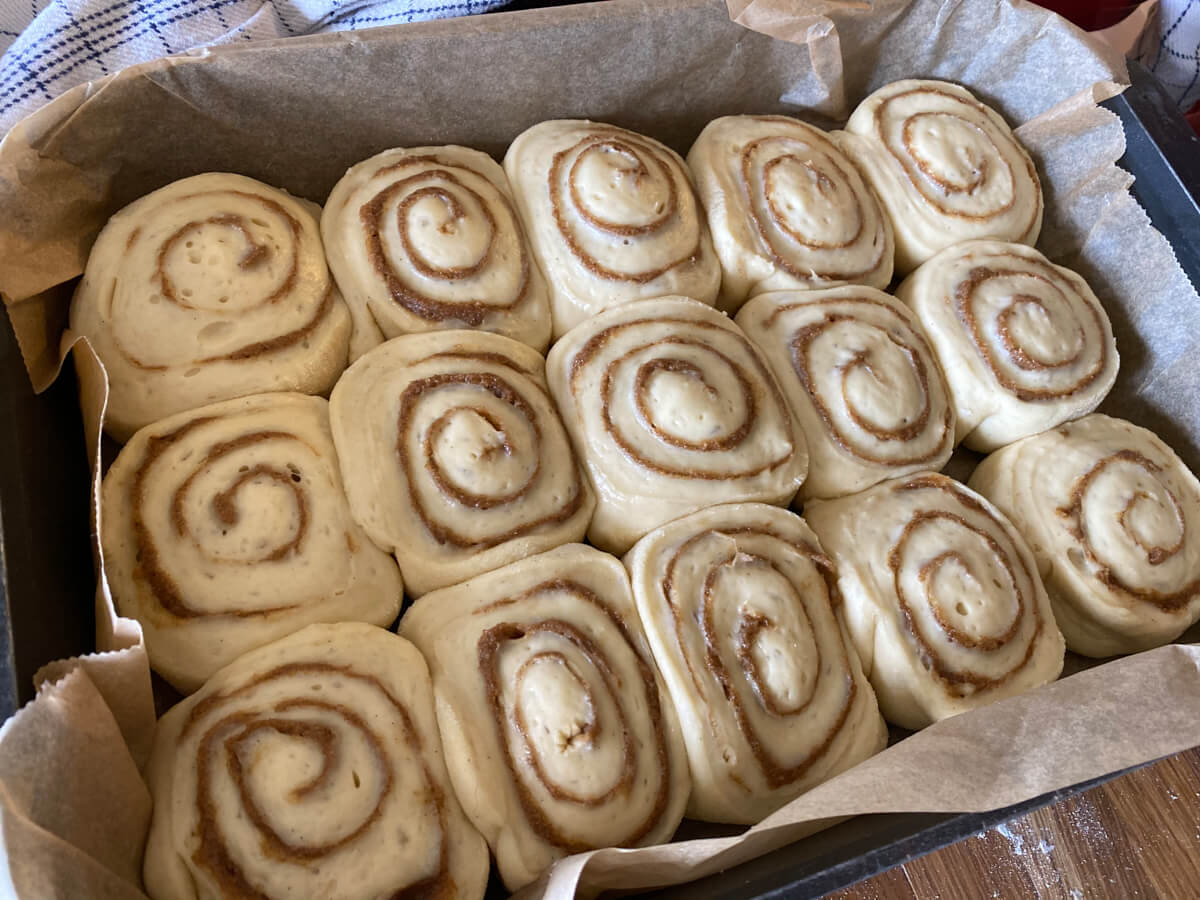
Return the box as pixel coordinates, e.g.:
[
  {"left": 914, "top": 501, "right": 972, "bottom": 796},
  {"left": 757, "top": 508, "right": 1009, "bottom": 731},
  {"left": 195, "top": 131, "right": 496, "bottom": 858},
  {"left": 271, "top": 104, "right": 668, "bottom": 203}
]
[{"left": 828, "top": 747, "right": 1200, "bottom": 898}]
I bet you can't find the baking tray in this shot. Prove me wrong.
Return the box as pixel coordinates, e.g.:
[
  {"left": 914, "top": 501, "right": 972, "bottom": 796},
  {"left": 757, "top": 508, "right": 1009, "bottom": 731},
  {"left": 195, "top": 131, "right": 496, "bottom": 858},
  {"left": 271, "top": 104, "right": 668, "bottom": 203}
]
[{"left": 0, "top": 38, "right": 1196, "bottom": 900}]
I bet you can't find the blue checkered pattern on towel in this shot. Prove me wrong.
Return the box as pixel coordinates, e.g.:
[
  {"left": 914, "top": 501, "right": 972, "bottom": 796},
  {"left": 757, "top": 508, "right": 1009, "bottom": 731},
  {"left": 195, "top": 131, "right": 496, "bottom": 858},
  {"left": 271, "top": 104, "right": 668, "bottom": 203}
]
[
  {"left": 0, "top": 0, "right": 509, "bottom": 134},
  {"left": 1133, "top": 0, "right": 1200, "bottom": 110}
]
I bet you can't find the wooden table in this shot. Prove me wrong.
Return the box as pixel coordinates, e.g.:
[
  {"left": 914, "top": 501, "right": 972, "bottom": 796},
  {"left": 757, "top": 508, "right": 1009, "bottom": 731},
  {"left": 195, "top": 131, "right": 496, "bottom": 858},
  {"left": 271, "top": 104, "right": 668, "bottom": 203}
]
[{"left": 830, "top": 747, "right": 1200, "bottom": 898}]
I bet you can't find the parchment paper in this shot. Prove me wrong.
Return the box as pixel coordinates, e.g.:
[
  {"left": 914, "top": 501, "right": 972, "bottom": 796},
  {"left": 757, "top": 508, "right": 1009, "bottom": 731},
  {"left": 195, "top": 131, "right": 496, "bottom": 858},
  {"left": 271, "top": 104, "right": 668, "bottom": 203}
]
[{"left": 1, "top": 1, "right": 1198, "bottom": 897}]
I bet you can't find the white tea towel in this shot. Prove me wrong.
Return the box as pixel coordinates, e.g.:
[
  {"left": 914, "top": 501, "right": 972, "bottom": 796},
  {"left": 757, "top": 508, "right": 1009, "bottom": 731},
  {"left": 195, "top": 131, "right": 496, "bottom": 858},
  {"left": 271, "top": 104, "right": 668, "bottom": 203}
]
[
  {"left": 0, "top": 0, "right": 509, "bottom": 134},
  {"left": 1133, "top": 0, "right": 1200, "bottom": 110}
]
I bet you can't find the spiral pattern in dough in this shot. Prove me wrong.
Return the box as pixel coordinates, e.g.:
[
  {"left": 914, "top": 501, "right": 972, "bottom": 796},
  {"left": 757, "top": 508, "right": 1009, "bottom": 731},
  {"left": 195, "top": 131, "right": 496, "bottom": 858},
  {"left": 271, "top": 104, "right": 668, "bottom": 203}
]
[
  {"left": 101, "top": 393, "right": 403, "bottom": 692},
  {"left": 504, "top": 120, "right": 720, "bottom": 337},
  {"left": 738, "top": 286, "right": 955, "bottom": 500},
  {"left": 969, "top": 414, "right": 1200, "bottom": 657},
  {"left": 688, "top": 115, "right": 894, "bottom": 311},
  {"left": 322, "top": 146, "right": 551, "bottom": 357},
  {"left": 895, "top": 240, "right": 1117, "bottom": 452},
  {"left": 805, "top": 473, "right": 1064, "bottom": 729},
  {"left": 399, "top": 544, "right": 690, "bottom": 891},
  {"left": 143, "top": 623, "right": 489, "bottom": 900},
  {"left": 839, "top": 80, "right": 1043, "bottom": 274},
  {"left": 330, "top": 331, "right": 594, "bottom": 596},
  {"left": 625, "top": 503, "right": 886, "bottom": 823},
  {"left": 69, "top": 173, "right": 351, "bottom": 441},
  {"left": 546, "top": 296, "right": 807, "bottom": 554}
]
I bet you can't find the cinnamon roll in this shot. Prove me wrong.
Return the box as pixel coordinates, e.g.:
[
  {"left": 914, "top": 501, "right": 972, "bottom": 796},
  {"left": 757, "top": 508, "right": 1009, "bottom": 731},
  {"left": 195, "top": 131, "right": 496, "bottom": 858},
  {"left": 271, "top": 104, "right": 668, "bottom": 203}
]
[
  {"left": 895, "top": 240, "right": 1118, "bottom": 452},
  {"left": 839, "top": 80, "right": 1043, "bottom": 274},
  {"left": 504, "top": 120, "right": 721, "bottom": 338},
  {"left": 545, "top": 296, "right": 808, "bottom": 555},
  {"left": 805, "top": 473, "right": 1065, "bottom": 729},
  {"left": 322, "top": 146, "right": 552, "bottom": 357},
  {"left": 688, "top": 115, "right": 893, "bottom": 312},
  {"left": 969, "top": 415, "right": 1200, "bottom": 657},
  {"left": 624, "top": 503, "right": 887, "bottom": 824},
  {"left": 398, "top": 544, "right": 690, "bottom": 891},
  {"left": 70, "top": 173, "right": 351, "bottom": 442},
  {"left": 101, "top": 393, "right": 403, "bottom": 693},
  {"left": 329, "top": 331, "right": 594, "bottom": 596},
  {"left": 737, "top": 286, "right": 955, "bottom": 500},
  {"left": 143, "top": 623, "right": 489, "bottom": 900}
]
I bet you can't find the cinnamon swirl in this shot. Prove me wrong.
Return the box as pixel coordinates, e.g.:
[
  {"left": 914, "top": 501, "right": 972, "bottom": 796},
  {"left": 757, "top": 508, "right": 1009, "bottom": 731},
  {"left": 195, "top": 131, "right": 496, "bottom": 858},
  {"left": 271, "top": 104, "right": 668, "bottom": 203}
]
[
  {"left": 839, "top": 80, "right": 1043, "bottom": 274},
  {"left": 329, "top": 331, "right": 594, "bottom": 596},
  {"left": 504, "top": 120, "right": 721, "bottom": 337},
  {"left": 101, "top": 393, "right": 403, "bottom": 693},
  {"left": 399, "top": 544, "right": 690, "bottom": 891},
  {"left": 688, "top": 115, "right": 894, "bottom": 311},
  {"left": 322, "top": 146, "right": 552, "bottom": 357},
  {"left": 143, "top": 623, "right": 489, "bottom": 900},
  {"left": 736, "top": 286, "right": 955, "bottom": 500},
  {"left": 969, "top": 415, "right": 1200, "bottom": 657},
  {"left": 805, "top": 473, "right": 1065, "bottom": 729},
  {"left": 545, "top": 296, "right": 808, "bottom": 554},
  {"left": 70, "top": 173, "right": 351, "bottom": 442},
  {"left": 625, "top": 503, "right": 887, "bottom": 824},
  {"left": 895, "top": 240, "right": 1118, "bottom": 452}
]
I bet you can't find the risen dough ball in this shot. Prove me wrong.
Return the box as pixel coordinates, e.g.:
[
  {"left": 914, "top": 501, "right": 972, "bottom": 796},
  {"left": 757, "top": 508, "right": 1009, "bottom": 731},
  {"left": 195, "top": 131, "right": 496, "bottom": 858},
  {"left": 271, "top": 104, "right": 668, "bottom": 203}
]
[
  {"left": 839, "top": 80, "right": 1043, "bottom": 274},
  {"left": 143, "top": 623, "right": 489, "bottom": 900},
  {"left": 688, "top": 114, "right": 893, "bottom": 312},
  {"left": 894, "top": 240, "right": 1118, "bottom": 452},
  {"left": 970, "top": 414, "right": 1200, "bottom": 657},
  {"left": 504, "top": 120, "right": 721, "bottom": 337},
  {"left": 70, "top": 173, "right": 351, "bottom": 441},
  {"left": 625, "top": 502, "right": 887, "bottom": 824},
  {"left": 546, "top": 295, "right": 808, "bottom": 554},
  {"left": 399, "top": 544, "right": 691, "bottom": 891},
  {"left": 805, "top": 472, "right": 1065, "bottom": 729}
]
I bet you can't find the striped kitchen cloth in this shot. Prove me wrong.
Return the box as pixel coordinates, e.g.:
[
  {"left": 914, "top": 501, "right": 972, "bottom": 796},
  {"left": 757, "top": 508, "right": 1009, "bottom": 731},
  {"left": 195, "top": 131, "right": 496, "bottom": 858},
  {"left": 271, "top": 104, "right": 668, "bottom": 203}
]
[
  {"left": 1133, "top": 0, "right": 1200, "bottom": 111},
  {"left": 0, "top": 0, "right": 510, "bottom": 134}
]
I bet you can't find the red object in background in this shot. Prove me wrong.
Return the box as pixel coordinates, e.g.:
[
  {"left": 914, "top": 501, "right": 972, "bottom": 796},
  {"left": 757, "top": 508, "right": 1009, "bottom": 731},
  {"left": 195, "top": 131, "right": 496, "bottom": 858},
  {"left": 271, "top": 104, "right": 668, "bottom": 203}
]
[{"left": 1033, "top": 1, "right": 1139, "bottom": 31}]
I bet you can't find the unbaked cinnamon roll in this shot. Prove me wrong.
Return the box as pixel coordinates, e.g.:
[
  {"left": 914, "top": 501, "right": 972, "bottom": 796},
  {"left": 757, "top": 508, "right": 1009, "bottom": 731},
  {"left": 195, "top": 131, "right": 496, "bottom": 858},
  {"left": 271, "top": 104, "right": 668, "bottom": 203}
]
[
  {"left": 399, "top": 544, "right": 690, "bottom": 891},
  {"left": 805, "top": 473, "right": 1065, "bottom": 729},
  {"left": 329, "top": 331, "right": 594, "bottom": 596},
  {"left": 70, "top": 173, "right": 351, "bottom": 442},
  {"left": 969, "top": 415, "right": 1200, "bottom": 657},
  {"left": 322, "top": 146, "right": 552, "bottom": 357},
  {"left": 143, "top": 623, "right": 489, "bottom": 900},
  {"left": 545, "top": 296, "right": 808, "bottom": 554},
  {"left": 625, "top": 503, "right": 887, "bottom": 824},
  {"left": 504, "top": 120, "right": 721, "bottom": 337},
  {"left": 737, "top": 286, "right": 955, "bottom": 500},
  {"left": 101, "top": 393, "right": 403, "bottom": 693},
  {"left": 895, "top": 240, "right": 1118, "bottom": 452},
  {"left": 688, "top": 115, "right": 894, "bottom": 311},
  {"left": 839, "top": 80, "right": 1043, "bottom": 274}
]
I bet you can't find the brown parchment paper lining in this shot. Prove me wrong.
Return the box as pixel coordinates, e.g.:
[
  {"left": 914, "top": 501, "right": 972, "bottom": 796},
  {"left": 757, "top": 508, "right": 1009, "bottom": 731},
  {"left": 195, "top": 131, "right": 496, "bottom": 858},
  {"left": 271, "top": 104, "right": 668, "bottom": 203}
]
[{"left": 1, "top": 0, "right": 1198, "bottom": 897}]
